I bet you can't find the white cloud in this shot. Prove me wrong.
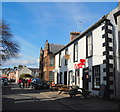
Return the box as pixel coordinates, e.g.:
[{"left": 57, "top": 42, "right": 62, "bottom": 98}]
[
  {"left": 2, "top": 58, "right": 39, "bottom": 68},
  {"left": 54, "top": 2, "right": 102, "bottom": 32},
  {"left": 15, "top": 35, "right": 39, "bottom": 59},
  {"left": 1, "top": 35, "right": 40, "bottom": 68}
]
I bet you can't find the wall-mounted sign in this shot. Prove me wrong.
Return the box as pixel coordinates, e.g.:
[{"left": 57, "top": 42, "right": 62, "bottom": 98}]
[
  {"left": 65, "top": 54, "right": 70, "bottom": 60},
  {"left": 74, "top": 59, "right": 86, "bottom": 69}
]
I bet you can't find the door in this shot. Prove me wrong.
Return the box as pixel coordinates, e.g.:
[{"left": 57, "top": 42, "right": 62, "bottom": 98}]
[
  {"left": 83, "top": 68, "right": 89, "bottom": 90},
  {"left": 57, "top": 73, "right": 59, "bottom": 84},
  {"left": 60, "top": 72, "right": 62, "bottom": 84},
  {"left": 64, "top": 71, "right": 67, "bottom": 85},
  {"left": 75, "top": 69, "right": 80, "bottom": 85}
]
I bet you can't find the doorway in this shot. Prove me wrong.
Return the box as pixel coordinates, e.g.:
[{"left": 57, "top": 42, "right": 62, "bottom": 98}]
[
  {"left": 57, "top": 73, "right": 59, "bottom": 84},
  {"left": 64, "top": 71, "right": 67, "bottom": 85},
  {"left": 83, "top": 68, "right": 89, "bottom": 90}
]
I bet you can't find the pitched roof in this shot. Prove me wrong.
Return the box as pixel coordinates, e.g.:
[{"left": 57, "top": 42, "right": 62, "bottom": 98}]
[
  {"left": 49, "top": 44, "right": 65, "bottom": 54},
  {"left": 29, "top": 68, "right": 39, "bottom": 71}
]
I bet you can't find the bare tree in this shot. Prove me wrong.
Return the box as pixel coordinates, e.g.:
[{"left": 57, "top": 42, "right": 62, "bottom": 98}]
[{"left": 0, "top": 21, "right": 20, "bottom": 65}]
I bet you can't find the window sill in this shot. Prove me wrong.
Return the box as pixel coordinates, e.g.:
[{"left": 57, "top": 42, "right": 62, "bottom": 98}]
[
  {"left": 86, "top": 55, "right": 93, "bottom": 58},
  {"left": 74, "top": 60, "right": 78, "bottom": 63}
]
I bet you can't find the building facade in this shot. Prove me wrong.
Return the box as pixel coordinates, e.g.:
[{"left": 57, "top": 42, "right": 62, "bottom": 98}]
[
  {"left": 15, "top": 66, "right": 39, "bottom": 83},
  {"left": 1, "top": 66, "right": 39, "bottom": 83},
  {"left": 54, "top": 5, "right": 120, "bottom": 100},
  {"left": 39, "top": 40, "right": 64, "bottom": 84}
]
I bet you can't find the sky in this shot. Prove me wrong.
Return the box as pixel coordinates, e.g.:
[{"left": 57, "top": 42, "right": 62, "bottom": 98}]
[{"left": 1, "top": 1, "right": 118, "bottom": 68}]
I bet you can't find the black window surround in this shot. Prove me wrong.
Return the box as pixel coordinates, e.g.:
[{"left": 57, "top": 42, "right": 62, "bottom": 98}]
[
  {"left": 59, "top": 52, "right": 61, "bottom": 67},
  {"left": 114, "top": 10, "right": 120, "bottom": 24},
  {"left": 92, "top": 65, "right": 100, "bottom": 90},
  {"left": 65, "top": 49, "right": 68, "bottom": 65},
  {"left": 107, "top": 29, "right": 112, "bottom": 34},
  {"left": 102, "top": 25, "right": 106, "bottom": 30},
  {"left": 73, "top": 42, "right": 78, "bottom": 62},
  {"left": 86, "top": 32, "right": 93, "bottom": 58},
  {"left": 102, "top": 43, "right": 106, "bottom": 47},
  {"left": 103, "top": 59, "right": 106, "bottom": 64}
]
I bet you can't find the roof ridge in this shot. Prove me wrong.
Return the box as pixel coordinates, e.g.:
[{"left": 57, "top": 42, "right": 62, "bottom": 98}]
[{"left": 49, "top": 43, "right": 65, "bottom": 46}]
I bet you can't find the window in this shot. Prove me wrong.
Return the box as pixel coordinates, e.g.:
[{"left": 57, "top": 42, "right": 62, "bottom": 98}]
[
  {"left": 65, "top": 49, "right": 68, "bottom": 65},
  {"left": 74, "top": 43, "right": 78, "bottom": 62},
  {"left": 71, "top": 75, "right": 75, "bottom": 83},
  {"left": 75, "top": 69, "right": 79, "bottom": 85},
  {"left": 50, "top": 56, "right": 54, "bottom": 66},
  {"left": 49, "top": 71, "right": 54, "bottom": 83},
  {"left": 59, "top": 52, "right": 61, "bottom": 67},
  {"left": 93, "top": 65, "right": 100, "bottom": 89},
  {"left": 86, "top": 33, "right": 93, "bottom": 58},
  {"left": 68, "top": 71, "right": 74, "bottom": 85}
]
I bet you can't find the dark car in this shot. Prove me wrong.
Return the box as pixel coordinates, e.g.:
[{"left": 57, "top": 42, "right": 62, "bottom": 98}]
[
  {"left": 0, "top": 77, "right": 8, "bottom": 86},
  {"left": 31, "top": 78, "right": 49, "bottom": 89}
]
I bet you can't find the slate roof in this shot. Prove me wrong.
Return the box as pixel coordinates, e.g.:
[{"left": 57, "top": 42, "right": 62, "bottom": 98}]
[
  {"left": 29, "top": 68, "right": 39, "bottom": 71},
  {"left": 49, "top": 44, "right": 65, "bottom": 54}
]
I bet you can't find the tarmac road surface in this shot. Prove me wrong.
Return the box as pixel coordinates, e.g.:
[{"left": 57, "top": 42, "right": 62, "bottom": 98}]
[
  {"left": 2, "top": 83, "right": 120, "bottom": 112},
  {"left": 2, "top": 83, "right": 74, "bottom": 112}
]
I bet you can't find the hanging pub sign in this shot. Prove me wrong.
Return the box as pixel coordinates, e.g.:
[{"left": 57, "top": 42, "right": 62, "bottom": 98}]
[
  {"left": 65, "top": 54, "right": 70, "bottom": 60},
  {"left": 74, "top": 59, "right": 86, "bottom": 69}
]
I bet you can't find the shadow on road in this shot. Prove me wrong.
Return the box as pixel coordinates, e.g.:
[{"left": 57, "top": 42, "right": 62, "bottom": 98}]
[
  {"left": 2, "top": 83, "right": 50, "bottom": 95},
  {"left": 2, "top": 83, "right": 120, "bottom": 112}
]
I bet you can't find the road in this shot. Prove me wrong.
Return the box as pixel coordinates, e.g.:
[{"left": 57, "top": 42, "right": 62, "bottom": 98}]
[
  {"left": 2, "top": 83, "right": 120, "bottom": 112},
  {"left": 2, "top": 83, "right": 74, "bottom": 112}
]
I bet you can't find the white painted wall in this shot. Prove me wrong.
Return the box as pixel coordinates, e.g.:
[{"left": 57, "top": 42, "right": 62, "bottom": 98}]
[
  {"left": 56, "top": 26, "right": 103, "bottom": 73},
  {"left": 18, "top": 67, "right": 32, "bottom": 76},
  {"left": 55, "top": 23, "right": 108, "bottom": 97},
  {"left": 55, "top": 6, "right": 120, "bottom": 98},
  {"left": 93, "top": 24, "right": 106, "bottom": 66}
]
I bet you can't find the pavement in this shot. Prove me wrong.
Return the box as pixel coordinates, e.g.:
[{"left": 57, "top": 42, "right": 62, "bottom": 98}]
[{"left": 41, "top": 90, "right": 120, "bottom": 111}]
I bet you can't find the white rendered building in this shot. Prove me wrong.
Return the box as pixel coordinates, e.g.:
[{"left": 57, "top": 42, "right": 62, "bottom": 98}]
[{"left": 54, "top": 4, "right": 120, "bottom": 100}]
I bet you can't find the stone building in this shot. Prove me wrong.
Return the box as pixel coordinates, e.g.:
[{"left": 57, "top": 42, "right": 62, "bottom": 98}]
[{"left": 39, "top": 40, "right": 64, "bottom": 84}]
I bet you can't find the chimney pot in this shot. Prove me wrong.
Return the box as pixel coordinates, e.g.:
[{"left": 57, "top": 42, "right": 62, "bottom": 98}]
[{"left": 70, "top": 31, "right": 80, "bottom": 41}]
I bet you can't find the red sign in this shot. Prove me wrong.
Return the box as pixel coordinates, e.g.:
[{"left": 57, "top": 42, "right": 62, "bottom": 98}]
[{"left": 74, "top": 59, "right": 86, "bottom": 69}]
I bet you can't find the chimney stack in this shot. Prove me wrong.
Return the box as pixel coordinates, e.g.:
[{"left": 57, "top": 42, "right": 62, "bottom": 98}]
[{"left": 70, "top": 31, "right": 80, "bottom": 41}]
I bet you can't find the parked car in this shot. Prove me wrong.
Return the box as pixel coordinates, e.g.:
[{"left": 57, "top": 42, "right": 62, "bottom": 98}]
[
  {"left": 8, "top": 79, "right": 16, "bottom": 82},
  {"left": 31, "top": 78, "right": 49, "bottom": 89},
  {"left": 0, "top": 77, "right": 8, "bottom": 86}
]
